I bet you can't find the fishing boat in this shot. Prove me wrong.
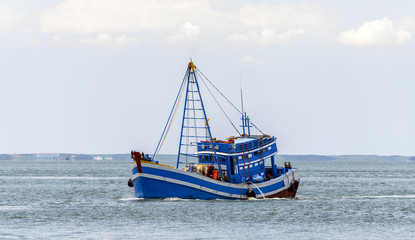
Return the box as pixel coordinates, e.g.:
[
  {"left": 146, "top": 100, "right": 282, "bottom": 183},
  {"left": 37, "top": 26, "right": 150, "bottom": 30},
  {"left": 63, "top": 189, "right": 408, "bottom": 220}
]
[{"left": 128, "top": 61, "right": 300, "bottom": 199}]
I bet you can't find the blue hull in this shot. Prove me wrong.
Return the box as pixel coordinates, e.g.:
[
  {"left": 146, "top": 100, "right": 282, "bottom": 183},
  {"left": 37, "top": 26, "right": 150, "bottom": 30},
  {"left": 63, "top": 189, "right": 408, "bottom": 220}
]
[{"left": 131, "top": 162, "right": 300, "bottom": 200}]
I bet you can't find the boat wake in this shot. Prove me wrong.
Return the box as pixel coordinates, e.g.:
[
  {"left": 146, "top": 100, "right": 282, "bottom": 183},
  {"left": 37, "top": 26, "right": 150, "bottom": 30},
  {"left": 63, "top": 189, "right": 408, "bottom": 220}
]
[
  {"left": 119, "top": 197, "right": 145, "bottom": 201},
  {"left": 119, "top": 196, "right": 299, "bottom": 202},
  {"left": 163, "top": 197, "right": 202, "bottom": 201}
]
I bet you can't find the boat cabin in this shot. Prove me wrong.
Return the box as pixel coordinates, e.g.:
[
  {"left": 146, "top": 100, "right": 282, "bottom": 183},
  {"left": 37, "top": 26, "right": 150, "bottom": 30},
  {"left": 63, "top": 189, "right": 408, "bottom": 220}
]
[{"left": 189, "top": 135, "right": 291, "bottom": 184}]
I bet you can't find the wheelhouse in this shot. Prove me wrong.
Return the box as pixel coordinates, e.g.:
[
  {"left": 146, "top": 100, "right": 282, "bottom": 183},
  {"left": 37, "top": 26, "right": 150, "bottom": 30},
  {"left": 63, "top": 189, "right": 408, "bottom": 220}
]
[{"left": 193, "top": 135, "right": 289, "bottom": 184}]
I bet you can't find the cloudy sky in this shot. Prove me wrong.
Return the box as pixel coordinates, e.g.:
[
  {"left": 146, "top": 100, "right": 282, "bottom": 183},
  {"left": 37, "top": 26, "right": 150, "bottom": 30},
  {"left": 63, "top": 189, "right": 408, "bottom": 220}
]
[{"left": 1, "top": 0, "right": 415, "bottom": 155}]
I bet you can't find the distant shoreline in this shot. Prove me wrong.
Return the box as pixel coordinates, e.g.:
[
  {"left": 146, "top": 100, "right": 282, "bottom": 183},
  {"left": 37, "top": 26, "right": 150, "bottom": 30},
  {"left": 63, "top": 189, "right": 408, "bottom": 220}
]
[{"left": 1, "top": 153, "right": 414, "bottom": 161}]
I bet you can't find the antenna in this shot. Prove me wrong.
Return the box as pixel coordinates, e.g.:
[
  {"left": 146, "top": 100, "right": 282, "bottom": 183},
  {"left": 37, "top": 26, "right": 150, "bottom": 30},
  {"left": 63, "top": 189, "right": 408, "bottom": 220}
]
[
  {"left": 240, "top": 75, "right": 244, "bottom": 115},
  {"left": 240, "top": 77, "right": 246, "bottom": 137}
]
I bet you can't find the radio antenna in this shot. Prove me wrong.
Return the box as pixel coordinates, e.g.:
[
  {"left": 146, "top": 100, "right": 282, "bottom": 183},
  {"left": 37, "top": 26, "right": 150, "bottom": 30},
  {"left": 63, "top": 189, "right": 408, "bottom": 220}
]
[{"left": 240, "top": 76, "right": 245, "bottom": 136}]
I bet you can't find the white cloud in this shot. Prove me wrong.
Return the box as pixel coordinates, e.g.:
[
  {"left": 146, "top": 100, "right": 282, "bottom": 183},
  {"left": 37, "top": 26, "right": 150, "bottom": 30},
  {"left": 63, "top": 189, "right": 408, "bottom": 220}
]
[
  {"left": 79, "top": 33, "right": 140, "bottom": 45},
  {"left": 165, "top": 22, "right": 201, "bottom": 43},
  {"left": 234, "top": 3, "right": 329, "bottom": 31},
  {"left": 180, "top": 22, "right": 201, "bottom": 37},
  {"left": 397, "top": 17, "right": 415, "bottom": 32},
  {"left": 36, "top": 1, "right": 339, "bottom": 47},
  {"left": 40, "top": 0, "right": 220, "bottom": 34},
  {"left": 260, "top": 29, "right": 306, "bottom": 44},
  {"left": 113, "top": 35, "right": 140, "bottom": 45},
  {"left": 338, "top": 18, "right": 411, "bottom": 47},
  {"left": 227, "top": 31, "right": 259, "bottom": 42},
  {"left": 39, "top": 0, "right": 330, "bottom": 37},
  {"left": 227, "top": 29, "right": 333, "bottom": 45}
]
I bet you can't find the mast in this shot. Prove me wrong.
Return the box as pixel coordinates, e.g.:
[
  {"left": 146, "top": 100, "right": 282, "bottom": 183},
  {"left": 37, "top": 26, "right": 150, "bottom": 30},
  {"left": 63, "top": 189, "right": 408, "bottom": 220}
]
[{"left": 176, "top": 61, "right": 224, "bottom": 180}]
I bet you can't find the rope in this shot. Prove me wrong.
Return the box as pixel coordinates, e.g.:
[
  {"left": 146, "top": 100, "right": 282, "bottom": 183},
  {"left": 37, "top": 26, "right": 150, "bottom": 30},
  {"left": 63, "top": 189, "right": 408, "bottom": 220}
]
[
  {"left": 196, "top": 71, "right": 241, "bottom": 136},
  {"left": 196, "top": 68, "right": 266, "bottom": 135},
  {"left": 247, "top": 181, "right": 266, "bottom": 199},
  {"left": 152, "top": 70, "right": 188, "bottom": 161}
]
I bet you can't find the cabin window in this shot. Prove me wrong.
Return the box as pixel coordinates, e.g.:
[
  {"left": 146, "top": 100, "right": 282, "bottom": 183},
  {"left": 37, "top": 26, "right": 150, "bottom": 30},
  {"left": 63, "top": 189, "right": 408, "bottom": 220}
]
[
  {"left": 230, "top": 157, "right": 235, "bottom": 175},
  {"left": 254, "top": 151, "right": 258, "bottom": 156},
  {"left": 265, "top": 157, "right": 271, "bottom": 167}
]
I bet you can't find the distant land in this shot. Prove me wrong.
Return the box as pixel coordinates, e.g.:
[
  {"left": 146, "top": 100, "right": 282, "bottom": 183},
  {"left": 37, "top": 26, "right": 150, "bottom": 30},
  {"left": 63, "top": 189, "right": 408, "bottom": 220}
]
[
  {"left": 1, "top": 153, "right": 414, "bottom": 161},
  {"left": 0, "top": 153, "right": 127, "bottom": 161}
]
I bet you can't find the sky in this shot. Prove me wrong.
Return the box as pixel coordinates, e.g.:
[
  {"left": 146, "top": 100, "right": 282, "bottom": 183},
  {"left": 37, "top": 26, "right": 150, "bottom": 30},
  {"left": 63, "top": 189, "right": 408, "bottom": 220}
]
[{"left": 1, "top": 0, "right": 415, "bottom": 155}]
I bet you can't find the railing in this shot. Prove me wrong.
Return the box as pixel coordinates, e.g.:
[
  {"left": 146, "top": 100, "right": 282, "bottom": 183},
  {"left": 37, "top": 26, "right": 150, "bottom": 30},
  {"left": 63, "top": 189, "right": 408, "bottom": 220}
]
[{"left": 197, "top": 136, "right": 276, "bottom": 153}]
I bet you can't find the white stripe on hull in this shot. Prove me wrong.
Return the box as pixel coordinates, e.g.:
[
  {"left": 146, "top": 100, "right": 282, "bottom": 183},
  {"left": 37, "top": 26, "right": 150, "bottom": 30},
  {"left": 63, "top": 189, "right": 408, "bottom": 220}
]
[
  {"left": 131, "top": 163, "right": 300, "bottom": 199},
  {"left": 131, "top": 162, "right": 300, "bottom": 189}
]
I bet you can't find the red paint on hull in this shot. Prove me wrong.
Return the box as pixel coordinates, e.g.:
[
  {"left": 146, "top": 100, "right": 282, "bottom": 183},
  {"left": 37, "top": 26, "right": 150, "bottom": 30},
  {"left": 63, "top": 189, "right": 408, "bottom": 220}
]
[
  {"left": 132, "top": 151, "right": 143, "bottom": 173},
  {"left": 266, "top": 180, "right": 300, "bottom": 199}
]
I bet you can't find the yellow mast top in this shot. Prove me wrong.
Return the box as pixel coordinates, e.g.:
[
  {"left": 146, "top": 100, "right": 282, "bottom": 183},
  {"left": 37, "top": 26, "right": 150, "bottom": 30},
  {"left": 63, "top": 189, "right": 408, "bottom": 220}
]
[{"left": 188, "top": 61, "right": 196, "bottom": 73}]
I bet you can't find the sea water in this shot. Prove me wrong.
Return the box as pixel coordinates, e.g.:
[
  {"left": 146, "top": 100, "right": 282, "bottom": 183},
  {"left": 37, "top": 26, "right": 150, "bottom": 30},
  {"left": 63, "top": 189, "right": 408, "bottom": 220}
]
[{"left": 1, "top": 156, "right": 414, "bottom": 239}]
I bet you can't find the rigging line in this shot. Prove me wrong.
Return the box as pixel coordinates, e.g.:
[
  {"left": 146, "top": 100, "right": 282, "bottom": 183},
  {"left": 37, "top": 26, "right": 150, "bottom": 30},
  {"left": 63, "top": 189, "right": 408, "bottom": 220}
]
[
  {"left": 196, "top": 71, "right": 241, "bottom": 136},
  {"left": 154, "top": 87, "right": 183, "bottom": 161},
  {"left": 154, "top": 84, "right": 184, "bottom": 161},
  {"left": 196, "top": 68, "right": 266, "bottom": 135},
  {"left": 185, "top": 102, "right": 189, "bottom": 163},
  {"left": 152, "top": 70, "right": 188, "bottom": 161},
  {"left": 197, "top": 68, "right": 241, "bottom": 116},
  {"left": 190, "top": 80, "right": 198, "bottom": 144},
  {"left": 247, "top": 181, "right": 266, "bottom": 199}
]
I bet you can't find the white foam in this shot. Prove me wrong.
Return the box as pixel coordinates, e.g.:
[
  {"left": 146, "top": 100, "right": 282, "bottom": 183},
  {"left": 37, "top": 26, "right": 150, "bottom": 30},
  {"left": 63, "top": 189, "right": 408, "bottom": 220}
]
[
  {"left": 0, "top": 206, "right": 31, "bottom": 211},
  {"left": 119, "top": 197, "right": 144, "bottom": 201},
  {"left": 162, "top": 197, "right": 204, "bottom": 201}
]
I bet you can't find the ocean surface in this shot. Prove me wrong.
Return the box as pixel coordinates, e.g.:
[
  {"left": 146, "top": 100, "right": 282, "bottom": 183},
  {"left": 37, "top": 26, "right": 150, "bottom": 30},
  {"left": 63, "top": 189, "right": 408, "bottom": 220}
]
[{"left": 1, "top": 156, "right": 415, "bottom": 239}]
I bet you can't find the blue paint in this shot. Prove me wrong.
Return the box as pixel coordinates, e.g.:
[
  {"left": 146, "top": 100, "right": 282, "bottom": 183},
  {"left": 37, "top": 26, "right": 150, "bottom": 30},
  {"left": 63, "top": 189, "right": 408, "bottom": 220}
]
[
  {"left": 132, "top": 164, "right": 287, "bottom": 199},
  {"left": 129, "top": 61, "right": 299, "bottom": 199}
]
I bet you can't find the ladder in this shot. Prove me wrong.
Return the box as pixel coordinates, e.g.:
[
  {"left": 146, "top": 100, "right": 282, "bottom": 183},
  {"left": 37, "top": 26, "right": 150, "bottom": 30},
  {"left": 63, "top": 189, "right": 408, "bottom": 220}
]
[{"left": 176, "top": 62, "right": 216, "bottom": 169}]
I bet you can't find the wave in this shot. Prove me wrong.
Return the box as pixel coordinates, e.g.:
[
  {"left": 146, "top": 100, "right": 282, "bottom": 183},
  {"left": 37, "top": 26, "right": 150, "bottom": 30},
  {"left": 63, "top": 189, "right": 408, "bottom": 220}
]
[
  {"left": 357, "top": 195, "right": 415, "bottom": 199},
  {"left": 0, "top": 206, "right": 32, "bottom": 211},
  {"left": 293, "top": 195, "right": 415, "bottom": 201}
]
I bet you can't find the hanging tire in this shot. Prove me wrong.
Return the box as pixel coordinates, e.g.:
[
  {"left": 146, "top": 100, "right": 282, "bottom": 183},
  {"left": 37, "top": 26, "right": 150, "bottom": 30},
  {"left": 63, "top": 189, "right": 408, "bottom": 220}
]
[
  {"left": 128, "top": 178, "right": 134, "bottom": 187},
  {"left": 246, "top": 188, "right": 256, "bottom": 198},
  {"left": 289, "top": 180, "right": 299, "bottom": 192}
]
